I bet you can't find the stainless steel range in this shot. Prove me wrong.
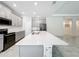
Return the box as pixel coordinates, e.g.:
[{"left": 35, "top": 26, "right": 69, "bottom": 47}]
[
  {"left": 0, "top": 29, "right": 25, "bottom": 52},
  {"left": 0, "top": 29, "right": 15, "bottom": 51}
]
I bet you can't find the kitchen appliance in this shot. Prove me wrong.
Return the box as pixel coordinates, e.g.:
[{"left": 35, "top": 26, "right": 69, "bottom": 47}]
[
  {"left": 40, "top": 24, "right": 47, "bottom": 31},
  {"left": 0, "top": 29, "right": 15, "bottom": 51},
  {"left": 0, "top": 17, "right": 12, "bottom": 25},
  {"left": 3, "top": 32, "right": 15, "bottom": 51},
  {"left": 0, "top": 28, "right": 25, "bottom": 52},
  {"left": 0, "top": 29, "right": 8, "bottom": 52},
  {"left": 0, "top": 29, "right": 8, "bottom": 34}
]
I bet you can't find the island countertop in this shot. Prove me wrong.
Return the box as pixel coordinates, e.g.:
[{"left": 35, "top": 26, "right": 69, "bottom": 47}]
[{"left": 15, "top": 31, "right": 68, "bottom": 46}]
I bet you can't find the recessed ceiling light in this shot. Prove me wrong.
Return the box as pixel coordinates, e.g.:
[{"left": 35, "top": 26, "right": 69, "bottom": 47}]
[
  {"left": 13, "top": 3, "right": 16, "bottom": 7},
  {"left": 22, "top": 12, "right": 24, "bottom": 14},
  {"left": 33, "top": 12, "right": 36, "bottom": 15},
  {"left": 34, "top": 2, "right": 38, "bottom": 6}
]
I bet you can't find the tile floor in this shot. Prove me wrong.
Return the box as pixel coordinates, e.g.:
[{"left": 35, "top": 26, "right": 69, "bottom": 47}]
[
  {"left": 53, "top": 36, "right": 79, "bottom": 57},
  {"left": 0, "top": 45, "right": 19, "bottom": 57}
]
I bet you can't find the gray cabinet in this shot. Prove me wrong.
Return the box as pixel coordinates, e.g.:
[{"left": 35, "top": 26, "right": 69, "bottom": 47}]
[
  {"left": 15, "top": 31, "right": 25, "bottom": 42},
  {"left": 52, "top": 46, "right": 63, "bottom": 57},
  {"left": 19, "top": 45, "right": 44, "bottom": 57}
]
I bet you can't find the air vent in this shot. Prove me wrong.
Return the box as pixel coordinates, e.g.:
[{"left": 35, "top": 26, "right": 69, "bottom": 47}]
[{"left": 52, "top": 1, "right": 56, "bottom": 5}]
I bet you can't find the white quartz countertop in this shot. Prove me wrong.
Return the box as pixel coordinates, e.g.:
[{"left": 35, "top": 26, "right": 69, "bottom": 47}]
[{"left": 16, "top": 31, "right": 68, "bottom": 46}]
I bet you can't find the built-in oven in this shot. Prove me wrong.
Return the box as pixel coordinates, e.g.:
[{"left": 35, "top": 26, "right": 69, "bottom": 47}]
[
  {"left": 0, "top": 29, "right": 8, "bottom": 52},
  {"left": 0, "top": 29, "right": 25, "bottom": 52},
  {"left": 0, "top": 29, "right": 15, "bottom": 51},
  {"left": 0, "top": 29, "right": 8, "bottom": 35},
  {"left": 3, "top": 32, "right": 15, "bottom": 51}
]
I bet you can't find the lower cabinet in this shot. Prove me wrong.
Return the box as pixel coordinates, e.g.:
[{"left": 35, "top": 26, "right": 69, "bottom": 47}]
[
  {"left": 15, "top": 31, "right": 25, "bottom": 42},
  {"left": 52, "top": 46, "right": 63, "bottom": 57},
  {"left": 19, "top": 45, "right": 44, "bottom": 57},
  {"left": 3, "top": 32, "right": 15, "bottom": 51}
]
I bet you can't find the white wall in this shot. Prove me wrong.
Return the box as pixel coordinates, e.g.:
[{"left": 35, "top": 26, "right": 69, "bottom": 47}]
[
  {"left": 22, "top": 16, "right": 32, "bottom": 35},
  {"left": 46, "top": 16, "right": 64, "bottom": 36},
  {"left": 22, "top": 16, "right": 64, "bottom": 36},
  {"left": 46, "top": 16, "right": 79, "bottom": 36},
  {"left": 22, "top": 16, "right": 77, "bottom": 36}
]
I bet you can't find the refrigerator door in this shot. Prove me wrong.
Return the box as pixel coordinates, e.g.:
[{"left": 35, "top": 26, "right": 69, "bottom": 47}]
[{"left": 40, "top": 24, "right": 47, "bottom": 31}]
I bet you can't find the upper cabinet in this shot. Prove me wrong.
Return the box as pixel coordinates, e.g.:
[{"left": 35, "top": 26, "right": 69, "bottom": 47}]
[
  {"left": 0, "top": 3, "right": 22, "bottom": 27},
  {"left": 0, "top": 4, "right": 11, "bottom": 18},
  {"left": 11, "top": 14, "right": 22, "bottom": 26}
]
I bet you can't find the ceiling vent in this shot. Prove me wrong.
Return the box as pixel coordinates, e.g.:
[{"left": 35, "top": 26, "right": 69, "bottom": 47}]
[{"left": 52, "top": 1, "right": 56, "bottom": 5}]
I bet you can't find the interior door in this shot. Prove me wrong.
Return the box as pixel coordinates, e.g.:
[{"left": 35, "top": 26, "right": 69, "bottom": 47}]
[{"left": 64, "top": 16, "right": 72, "bottom": 36}]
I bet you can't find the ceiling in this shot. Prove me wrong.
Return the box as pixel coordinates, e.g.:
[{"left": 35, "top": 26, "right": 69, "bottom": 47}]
[
  {"left": 3, "top": 1, "right": 79, "bottom": 17},
  {"left": 55, "top": 1, "right": 79, "bottom": 14}
]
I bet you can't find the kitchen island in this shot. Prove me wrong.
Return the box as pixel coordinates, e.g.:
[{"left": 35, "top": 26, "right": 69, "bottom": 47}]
[{"left": 16, "top": 31, "right": 68, "bottom": 57}]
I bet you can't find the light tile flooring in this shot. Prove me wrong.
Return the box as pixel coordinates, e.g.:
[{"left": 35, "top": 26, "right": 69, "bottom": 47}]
[
  {"left": 54, "top": 36, "right": 79, "bottom": 57},
  {"left": 61, "top": 36, "right": 79, "bottom": 46},
  {"left": 0, "top": 45, "right": 19, "bottom": 57}
]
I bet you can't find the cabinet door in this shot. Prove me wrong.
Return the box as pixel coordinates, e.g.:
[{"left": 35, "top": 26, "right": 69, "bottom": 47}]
[
  {"left": 19, "top": 45, "right": 44, "bottom": 57},
  {"left": 16, "top": 17, "right": 22, "bottom": 26},
  {"left": 15, "top": 31, "right": 25, "bottom": 42}
]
